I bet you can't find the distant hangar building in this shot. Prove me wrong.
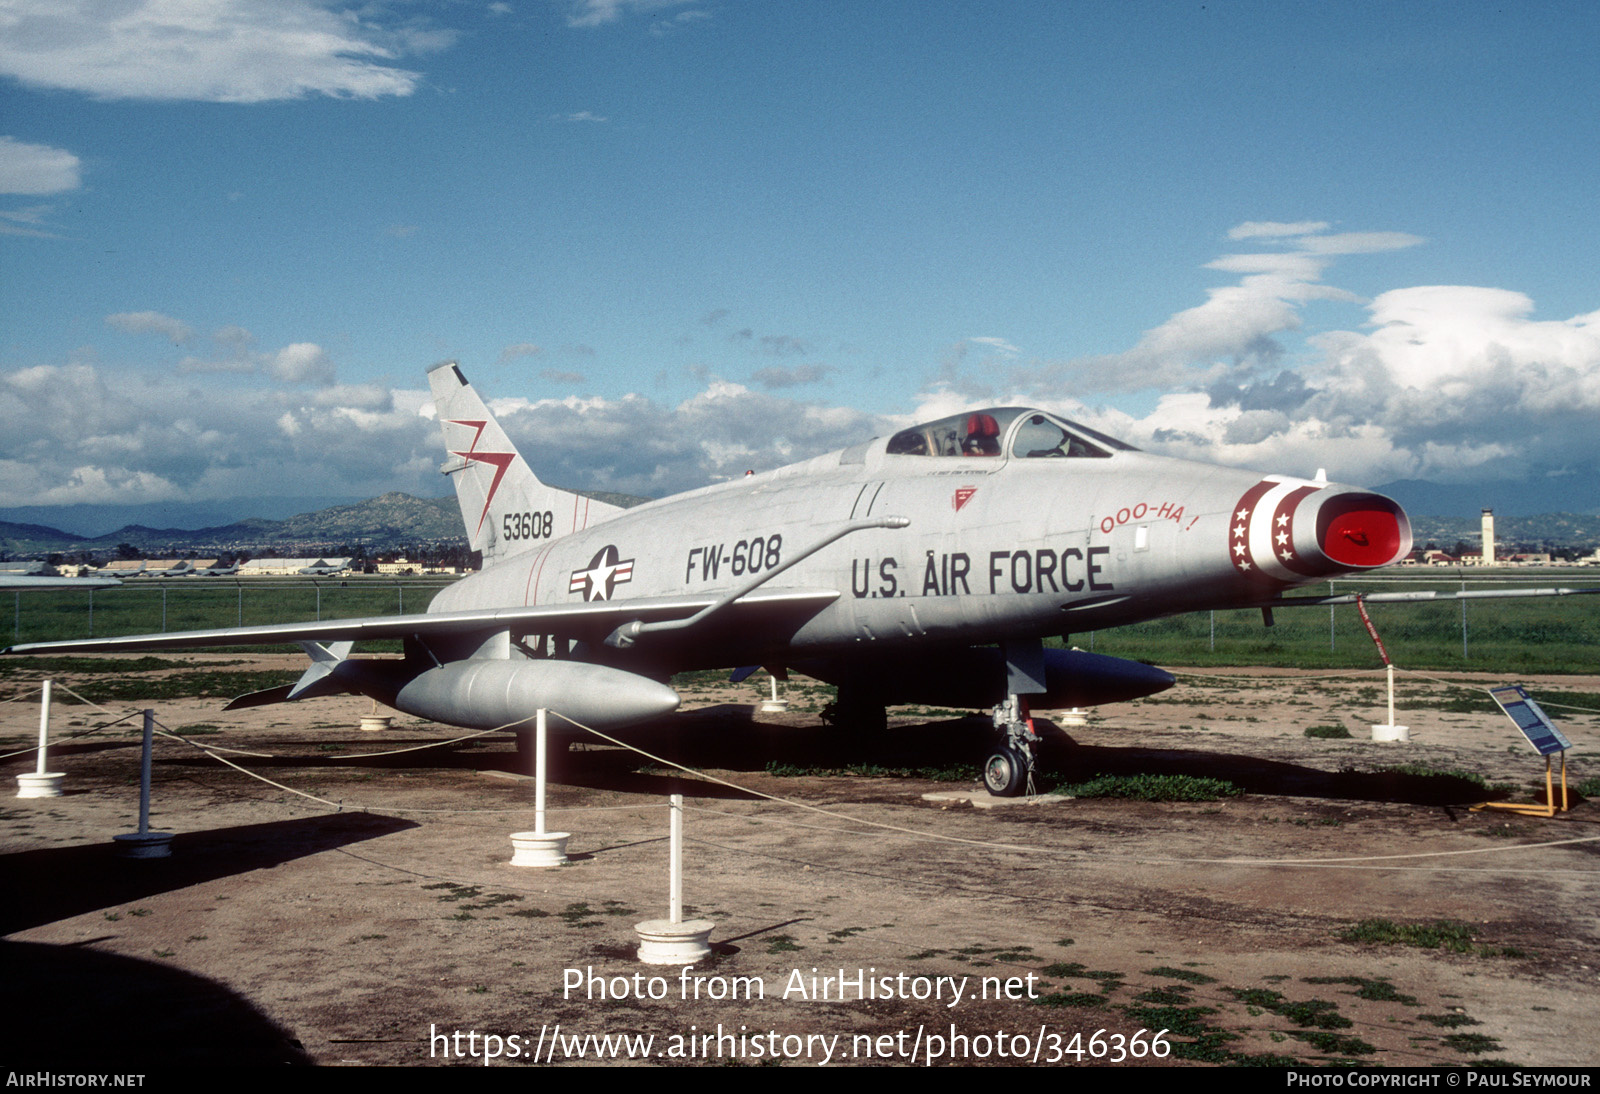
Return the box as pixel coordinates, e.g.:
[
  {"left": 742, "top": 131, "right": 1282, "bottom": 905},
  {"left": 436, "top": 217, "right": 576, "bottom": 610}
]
[{"left": 237, "top": 557, "right": 352, "bottom": 577}]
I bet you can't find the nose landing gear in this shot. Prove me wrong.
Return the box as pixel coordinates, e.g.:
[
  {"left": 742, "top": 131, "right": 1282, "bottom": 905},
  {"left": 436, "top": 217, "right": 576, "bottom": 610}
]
[{"left": 983, "top": 694, "right": 1038, "bottom": 797}]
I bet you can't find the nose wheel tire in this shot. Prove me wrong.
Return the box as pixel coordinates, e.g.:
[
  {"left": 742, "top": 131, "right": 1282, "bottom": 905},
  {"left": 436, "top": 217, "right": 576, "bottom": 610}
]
[{"left": 983, "top": 746, "right": 1028, "bottom": 797}]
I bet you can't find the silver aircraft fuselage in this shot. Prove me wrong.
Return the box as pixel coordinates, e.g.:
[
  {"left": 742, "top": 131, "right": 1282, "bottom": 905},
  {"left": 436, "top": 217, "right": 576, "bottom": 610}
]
[{"left": 428, "top": 406, "right": 1410, "bottom": 675}]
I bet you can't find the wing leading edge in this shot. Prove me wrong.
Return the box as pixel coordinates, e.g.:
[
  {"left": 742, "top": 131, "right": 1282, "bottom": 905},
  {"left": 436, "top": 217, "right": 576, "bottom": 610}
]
[{"left": 3, "top": 586, "right": 840, "bottom": 657}]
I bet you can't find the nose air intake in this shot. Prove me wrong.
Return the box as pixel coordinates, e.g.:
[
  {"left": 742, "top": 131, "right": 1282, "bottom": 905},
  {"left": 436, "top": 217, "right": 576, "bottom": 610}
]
[
  {"left": 1230, "top": 478, "right": 1411, "bottom": 584},
  {"left": 1317, "top": 494, "right": 1407, "bottom": 569}
]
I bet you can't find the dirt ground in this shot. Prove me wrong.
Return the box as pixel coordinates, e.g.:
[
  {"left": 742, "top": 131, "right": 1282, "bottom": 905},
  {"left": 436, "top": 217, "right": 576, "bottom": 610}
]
[{"left": 3, "top": 654, "right": 1597, "bottom": 1069}]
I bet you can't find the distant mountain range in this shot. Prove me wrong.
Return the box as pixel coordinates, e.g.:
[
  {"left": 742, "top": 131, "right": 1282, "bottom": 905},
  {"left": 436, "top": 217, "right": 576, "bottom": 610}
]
[
  {"left": 2, "top": 490, "right": 1597, "bottom": 559},
  {"left": 0, "top": 490, "right": 640, "bottom": 557},
  {"left": 1, "top": 493, "right": 466, "bottom": 556}
]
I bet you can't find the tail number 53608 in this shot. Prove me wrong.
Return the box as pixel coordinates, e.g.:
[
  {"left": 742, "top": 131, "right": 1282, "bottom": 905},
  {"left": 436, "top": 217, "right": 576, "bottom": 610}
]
[{"left": 503, "top": 511, "right": 553, "bottom": 540}]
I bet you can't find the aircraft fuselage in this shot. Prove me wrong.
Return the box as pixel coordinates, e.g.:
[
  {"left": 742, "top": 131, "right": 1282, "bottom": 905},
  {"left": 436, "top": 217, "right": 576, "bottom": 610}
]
[{"left": 429, "top": 409, "right": 1411, "bottom": 675}]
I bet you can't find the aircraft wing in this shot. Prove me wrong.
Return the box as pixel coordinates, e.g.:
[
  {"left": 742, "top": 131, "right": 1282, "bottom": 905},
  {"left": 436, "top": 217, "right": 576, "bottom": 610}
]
[
  {"left": 3, "top": 586, "right": 840, "bottom": 656},
  {"left": 0, "top": 575, "right": 122, "bottom": 589}
]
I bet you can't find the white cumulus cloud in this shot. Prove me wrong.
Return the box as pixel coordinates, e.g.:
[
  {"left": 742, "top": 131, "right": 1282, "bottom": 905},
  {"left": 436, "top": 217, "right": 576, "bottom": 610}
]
[
  {"left": 0, "top": 136, "right": 81, "bottom": 194},
  {"left": 0, "top": 0, "right": 450, "bottom": 103}
]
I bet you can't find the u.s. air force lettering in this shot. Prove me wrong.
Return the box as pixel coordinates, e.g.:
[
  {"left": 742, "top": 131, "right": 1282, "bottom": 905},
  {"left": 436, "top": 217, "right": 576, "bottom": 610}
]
[{"left": 846, "top": 545, "right": 1114, "bottom": 599}]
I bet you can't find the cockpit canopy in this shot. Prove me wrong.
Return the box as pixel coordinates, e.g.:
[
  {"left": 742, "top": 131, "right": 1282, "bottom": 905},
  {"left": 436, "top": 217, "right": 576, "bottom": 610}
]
[{"left": 885, "top": 408, "right": 1137, "bottom": 461}]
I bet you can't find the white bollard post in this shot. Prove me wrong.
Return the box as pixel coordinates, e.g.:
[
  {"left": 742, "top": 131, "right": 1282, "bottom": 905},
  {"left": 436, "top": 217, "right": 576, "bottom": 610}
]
[
  {"left": 536, "top": 706, "right": 549, "bottom": 835},
  {"left": 510, "top": 707, "right": 570, "bottom": 867},
  {"left": 759, "top": 674, "right": 788, "bottom": 713},
  {"left": 669, "top": 793, "right": 684, "bottom": 923},
  {"left": 1387, "top": 663, "right": 1396, "bottom": 731},
  {"left": 114, "top": 709, "right": 173, "bottom": 857},
  {"left": 16, "top": 679, "right": 65, "bottom": 798},
  {"left": 636, "top": 792, "right": 714, "bottom": 964}
]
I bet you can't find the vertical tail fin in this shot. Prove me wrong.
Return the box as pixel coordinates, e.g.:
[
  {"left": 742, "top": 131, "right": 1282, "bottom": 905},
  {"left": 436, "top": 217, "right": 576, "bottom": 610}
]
[{"left": 427, "top": 361, "right": 623, "bottom": 564}]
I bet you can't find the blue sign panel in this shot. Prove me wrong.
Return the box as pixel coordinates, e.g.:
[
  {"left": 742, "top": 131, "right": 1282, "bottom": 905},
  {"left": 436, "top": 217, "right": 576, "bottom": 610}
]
[{"left": 1489, "top": 685, "right": 1572, "bottom": 756}]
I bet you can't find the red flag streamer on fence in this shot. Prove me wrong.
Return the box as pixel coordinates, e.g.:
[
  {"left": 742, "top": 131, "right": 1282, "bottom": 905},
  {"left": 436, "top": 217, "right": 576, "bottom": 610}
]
[{"left": 1355, "top": 594, "right": 1392, "bottom": 667}]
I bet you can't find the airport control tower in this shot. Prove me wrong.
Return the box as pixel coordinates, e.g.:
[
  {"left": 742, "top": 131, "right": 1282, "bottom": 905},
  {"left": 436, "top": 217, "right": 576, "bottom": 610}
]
[{"left": 1481, "top": 508, "right": 1496, "bottom": 566}]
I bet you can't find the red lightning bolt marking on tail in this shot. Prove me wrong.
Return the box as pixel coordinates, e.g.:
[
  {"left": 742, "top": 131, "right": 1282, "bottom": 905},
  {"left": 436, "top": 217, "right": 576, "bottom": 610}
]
[{"left": 447, "top": 419, "right": 517, "bottom": 536}]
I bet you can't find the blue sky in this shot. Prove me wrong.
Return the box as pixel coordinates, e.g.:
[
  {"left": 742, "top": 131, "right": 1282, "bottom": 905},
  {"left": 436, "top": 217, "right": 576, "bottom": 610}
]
[{"left": 2, "top": 0, "right": 1598, "bottom": 530}]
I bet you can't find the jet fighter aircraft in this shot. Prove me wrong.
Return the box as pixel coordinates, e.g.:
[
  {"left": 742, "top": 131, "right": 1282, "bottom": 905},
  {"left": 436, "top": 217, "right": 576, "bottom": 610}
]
[{"left": 11, "top": 362, "right": 1582, "bottom": 795}]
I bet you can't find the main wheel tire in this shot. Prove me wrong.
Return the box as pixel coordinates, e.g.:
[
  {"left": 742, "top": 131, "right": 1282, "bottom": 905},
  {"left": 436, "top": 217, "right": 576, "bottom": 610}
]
[{"left": 983, "top": 746, "right": 1027, "bottom": 797}]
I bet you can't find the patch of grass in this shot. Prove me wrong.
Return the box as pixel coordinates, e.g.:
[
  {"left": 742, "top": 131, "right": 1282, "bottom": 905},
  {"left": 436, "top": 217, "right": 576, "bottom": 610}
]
[
  {"left": 1443, "top": 1033, "right": 1504, "bottom": 1055},
  {"left": 1053, "top": 773, "right": 1243, "bottom": 802},
  {"left": 1289, "top": 1031, "right": 1376, "bottom": 1056},
  {"left": 1121, "top": 1003, "right": 1235, "bottom": 1062},
  {"left": 508, "top": 908, "right": 550, "bottom": 919},
  {"left": 1420, "top": 1013, "right": 1480, "bottom": 1028},
  {"left": 1376, "top": 764, "right": 1488, "bottom": 787},
  {"left": 559, "top": 903, "right": 602, "bottom": 928},
  {"left": 1136, "top": 986, "right": 1192, "bottom": 1005},
  {"left": 766, "top": 934, "right": 802, "bottom": 954},
  {"left": 1577, "top": 777, "right": 1600, "bottom": 798},
  {"left": 1229, "top": 987, "right": 1282, "bottom": 1008},
  {"left": 763, "top": 761, "right": 975, "bottom": 781},
  {"left": 1304, "top": 724, "right": 1353, "bottom": 739},
  {"left": 1147, "top": 966, "right": 1217, "bottom": 985},
  {"left": 1338, "top": 917, "right": 1522, "bottom": 957},
  {"left": 1033, "top": 992, "right": 1105, "bottom": 1008},
  {"left": 0, "top": 655, "right": 197, "bottom": 676},
  {"left": 1303, "top": 975, "right": 1419, "bottom": 1005},
  {"left": 58, "top": 669, "right": 305, "bottom": 704},
  {"left": 1277, "top": 999, "right": 1351, "bottom": 1030},
  {"left": 1228, "top": 987, "right": 1352, "bottom": 1030},
  {"left": 424, "top": 882, "right": 481, "bottom": 903}
]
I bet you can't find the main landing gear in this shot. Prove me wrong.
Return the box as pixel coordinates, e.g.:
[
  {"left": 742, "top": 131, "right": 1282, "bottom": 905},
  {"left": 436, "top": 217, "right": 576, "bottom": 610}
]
[{"left": 983, "top": 694, "right": 1038, "bottom": 798}]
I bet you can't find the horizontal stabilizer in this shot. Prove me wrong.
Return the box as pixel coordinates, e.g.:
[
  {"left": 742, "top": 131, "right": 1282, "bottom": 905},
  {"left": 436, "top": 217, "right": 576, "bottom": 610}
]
[{"left": 224, "top": 684, "right": 297, "bottom": 711}]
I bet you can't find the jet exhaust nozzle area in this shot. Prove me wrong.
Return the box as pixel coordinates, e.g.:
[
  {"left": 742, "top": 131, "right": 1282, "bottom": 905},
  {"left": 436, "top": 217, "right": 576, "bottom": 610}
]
[{"left": 392, "top": 658, "right": 680, "bottom": 732}]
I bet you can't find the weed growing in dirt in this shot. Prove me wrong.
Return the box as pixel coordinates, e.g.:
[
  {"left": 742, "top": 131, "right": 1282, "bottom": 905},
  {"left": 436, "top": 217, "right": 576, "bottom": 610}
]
[
  {"left": 1376, "top": 764, "right": 1487, "bottom": 787},
  {"left": 1338, "top": 918, "right": 1523, "bottom": 957},
  {"left": 1304, "top": 724, "right": 1352, "bottom": 739},
  {"left": 1303, "top": 976, "right": 1418, "bottom": 1005},
  {"left": 763, "top": 761, "right": 974, "bottom": 781},
  {"left": 1146, "top": 966, "right": 1217, "bottom": 984},
  {"left": 1443, "top": 1033, "right": 1505, "bottom": 1055},
  {"left": 1053, "top": 773, "right": 1242, "bottom": 801},
  {"left": 1289, "top": 1030, "right": 1376, "bottom": 1056},
  {"left": 1033, "top": 992, "right": 1106, "bottom": 1008}
]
